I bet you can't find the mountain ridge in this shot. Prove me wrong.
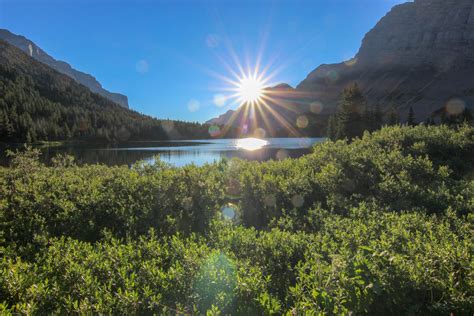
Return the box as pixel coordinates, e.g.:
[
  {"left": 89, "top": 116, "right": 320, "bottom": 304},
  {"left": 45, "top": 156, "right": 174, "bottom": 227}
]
[
  {"left": 0, "top": 39, "right": 209, "bottom": 142},
  {"left": 0, "top": 29, "right": 129, "bottom": 108},
  {"left": 297, "top": 0, "right": 474, "bottom": 118}
]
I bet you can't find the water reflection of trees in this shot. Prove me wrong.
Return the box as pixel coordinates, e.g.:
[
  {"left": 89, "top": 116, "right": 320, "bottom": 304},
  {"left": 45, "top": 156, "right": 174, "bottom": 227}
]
[
  {"left": 42, "top": 148, "right": 159, "bottom": 166},
  {"left": 0, "top": 146, "right": 313, "bottom": 167}
]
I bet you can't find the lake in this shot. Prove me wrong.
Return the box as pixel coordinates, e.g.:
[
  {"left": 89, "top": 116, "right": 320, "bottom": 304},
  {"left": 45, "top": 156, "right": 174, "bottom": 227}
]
[{"left": 0, "top": 138, "right": 324, "bottom": 167}]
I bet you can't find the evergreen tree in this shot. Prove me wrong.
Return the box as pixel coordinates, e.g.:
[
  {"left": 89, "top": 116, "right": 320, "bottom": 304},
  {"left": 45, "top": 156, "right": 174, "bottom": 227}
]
[
  {"left": 440, "top": 111, "right": 448, "bottom": 124},
  {"left": 387, "top": 105, "right": 399, "bottom": 125},
  {"left": 362, "top": 104, "right": 372, "bottom": 131},
  {"left": 373, "top": 104, "right": 383, "bottom": 130},
  {"left": 4, "top": 113, "right": 14, "bottom": 139},
  {"left": 407, "top": 106, "right": 416, "bottom": 126},
  {"left": 0, "top": 41, "right": 211, "bottom": 143},
  {"left": 461, "top": 108, "right": 472, "bottom": 123},
  {"left": 334, "top": 83, "right": 367, "bottom": 140},
  {"left": 327, "top": 115, "right": 337, "bottom": 140},
  {"left": 362, "top": 103, "right": 383, "bottom": 132},
  {"left": 425, "top": 117, "right": 435, "bottom": 125},
  {"left": 0, "top": 110, "right": 5, "bottom": 139},
  {"left": 26, "top": 131, "right": 32, "bottom": 143}
]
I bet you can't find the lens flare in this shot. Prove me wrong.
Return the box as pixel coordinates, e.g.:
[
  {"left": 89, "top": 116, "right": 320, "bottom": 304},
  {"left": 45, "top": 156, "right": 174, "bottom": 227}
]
[
  {"left": 221, "top": 203, "right": 236, "bottom": 220},
  {"left": 208, "top": 125, "right": 221, "bottom": 138},
  {"left": 199, "top": 31, "right": 312, "bottom": 139},
  {"left": 237, "top": 74, "right": 265, "bottom": 105},
  {"left": 296, "top": 115, "right": 309, "bottom": 128}
]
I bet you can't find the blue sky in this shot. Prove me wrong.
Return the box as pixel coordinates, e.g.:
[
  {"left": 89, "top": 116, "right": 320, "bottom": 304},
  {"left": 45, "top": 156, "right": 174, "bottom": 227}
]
[{"left": 0, "top": 0, "right": 408, "bottom": 122}]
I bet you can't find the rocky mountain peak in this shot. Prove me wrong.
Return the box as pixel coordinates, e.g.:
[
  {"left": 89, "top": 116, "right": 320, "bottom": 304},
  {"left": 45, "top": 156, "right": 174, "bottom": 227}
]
[
  {"left": 296, "top": 0, "right": 474, "bottom": 120},
  {"left": 356, "top": 0, "right": 474, "bottom": 69},
  {"left": 269, "top": 83, "right": 294, "bottom": 91}
]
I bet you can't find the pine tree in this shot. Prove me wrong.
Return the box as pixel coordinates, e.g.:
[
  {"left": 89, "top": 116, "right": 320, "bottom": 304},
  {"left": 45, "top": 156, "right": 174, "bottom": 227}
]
[
  {"left": 334, "top": 83, "right": 367, "bottom": 140},
  {"left": 65, "top": 124, "right": 72, "bottom": 139},
  {"left": 327, "top": 115, "right": 337, "bottom": 140},
  {"left": 425, "top": 117, "right": 435, "bottom": 125},
  {"left": 362, "top": 104, "right": 373, "bottom": 131},
  {"left": 440, "top": 112, "right": 448, "bottom": 124},
  {"left": 407, "top": 106, "right": 416, "bottom": 126},
  {"left": 0, "top": 110, "right": 5, "bottom": 139},
  {"left": 4, "top": 113, "right": 14, "bottom": 139},
  {"left": 374, "top": 104, "right": 383, "bottom": 129},
  {"left": 26, "top": 131, "right": 32, "bottom": 144},
  {"left": 388, "top": 105, "right": 399, "bottom": 125},
  {"left": 461, "top": 108, "right": 472, "bottom": 123}
]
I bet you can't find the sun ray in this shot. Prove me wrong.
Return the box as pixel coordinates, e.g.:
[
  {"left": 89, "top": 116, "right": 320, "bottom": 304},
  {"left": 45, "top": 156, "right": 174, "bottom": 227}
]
[
  {"left": 259, "top": 98, "right": 302, "bottom": 137},
  {"left": 261, "top": 94, "right": 300, "bottom": 114},
  {"left": 203, "top": 20, "right": 312, "bottom": 139},
  {"left": 253, "top": 98, "right": 275, "bottom": 136}
]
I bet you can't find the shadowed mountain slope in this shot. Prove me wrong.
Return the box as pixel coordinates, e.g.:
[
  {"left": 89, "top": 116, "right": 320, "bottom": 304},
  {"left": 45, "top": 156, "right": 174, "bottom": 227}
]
[
  {"left": 0, "top": 29, "right": 129, "bottom": 108},
  {"left": 0, "top": 40, "right": 208, "bottom": 142}
]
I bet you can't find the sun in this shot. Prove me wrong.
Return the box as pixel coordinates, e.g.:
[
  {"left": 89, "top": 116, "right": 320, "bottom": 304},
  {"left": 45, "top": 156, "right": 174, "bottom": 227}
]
[
  {"left": 236, "top": 137, "right": 268, "bottom": 151},
  {"left": 237, "top": 74, "right": 265, "bottom": 105}
]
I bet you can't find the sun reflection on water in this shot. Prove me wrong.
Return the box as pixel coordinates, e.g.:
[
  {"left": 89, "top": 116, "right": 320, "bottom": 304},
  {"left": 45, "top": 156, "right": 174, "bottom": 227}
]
[{"left": 235, "top": 138, "right": 268, "bottom": 151}]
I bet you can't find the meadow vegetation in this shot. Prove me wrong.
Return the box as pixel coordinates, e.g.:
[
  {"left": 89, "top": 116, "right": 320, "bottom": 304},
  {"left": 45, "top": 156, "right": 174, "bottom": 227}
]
[{"left": 0, "top": 124, "right": 473, "bottom": 315}]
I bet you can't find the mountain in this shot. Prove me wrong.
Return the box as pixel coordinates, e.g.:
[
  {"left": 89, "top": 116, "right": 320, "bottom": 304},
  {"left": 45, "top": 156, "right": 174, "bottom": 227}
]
[
  {"left": 0, "top": 29, "right": 129, "bottom": 108},
  {"left": 206, "top": 84, "right": 302, "bottom": 127},
  {"left": 0, "top": 40, "right": 208, "bottom": 143},
  {"left": 208, "top": 0, "right": 474, "bottom": 133},
  {"left": 207, "top": 83, "right": 328, "bottom": 137},
  {"left": 297, "top": 0, "right": 474, "bottom": 120},
  {"left": 206, "top": 109, "right": 235, "bottom": 126}
]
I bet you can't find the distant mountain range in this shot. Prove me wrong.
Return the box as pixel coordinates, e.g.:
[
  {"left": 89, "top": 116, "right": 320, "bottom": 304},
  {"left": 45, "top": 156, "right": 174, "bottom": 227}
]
[
  {"left": 0, "top": 29, "right": 129, "bottom": 108},
  {"left": 207, "top": 0, "right": 474, "bottom": 134}
]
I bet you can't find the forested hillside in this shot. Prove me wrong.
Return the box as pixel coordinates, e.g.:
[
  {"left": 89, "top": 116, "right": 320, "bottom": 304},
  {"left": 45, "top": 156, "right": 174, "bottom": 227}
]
[
  {"left": 0, "top": 28, "right": 130, "bottom": 108},
  {"left": 0, "top": 40, "right": 209, "bottom": 143},
  {"left": 1, "top": 124, "right": 472, "bottom": 314}
]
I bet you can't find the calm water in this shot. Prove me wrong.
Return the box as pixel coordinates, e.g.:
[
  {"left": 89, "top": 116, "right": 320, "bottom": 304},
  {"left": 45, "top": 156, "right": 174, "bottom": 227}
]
[{"left": 1, "top": 138, "right": 324, "bottom": 167}]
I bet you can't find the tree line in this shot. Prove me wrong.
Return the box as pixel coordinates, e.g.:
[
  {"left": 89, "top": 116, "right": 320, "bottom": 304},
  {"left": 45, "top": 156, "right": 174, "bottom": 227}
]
[{"left": 327, "top": 82, "right": 473, "bottom": 140}]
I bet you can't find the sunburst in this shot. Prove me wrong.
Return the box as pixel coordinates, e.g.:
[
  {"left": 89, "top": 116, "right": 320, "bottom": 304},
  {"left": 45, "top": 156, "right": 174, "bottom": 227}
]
[
  {"left": 236, "top": 74, "right": 265, "bottom": 105},
  {"left": 199, "top": 32, "right": 310, "bottom": 138}
]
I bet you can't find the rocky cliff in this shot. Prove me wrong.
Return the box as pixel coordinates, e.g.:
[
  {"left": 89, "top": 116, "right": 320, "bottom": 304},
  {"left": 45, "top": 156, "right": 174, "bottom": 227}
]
[
  {"left": 0, "top": 29, "right": 129, "bottom": 108},
  {"left": 297, "top": 0, "right": 474, "bottom": 119},
  {"left": 209, "top": 0, "right": 474, "bottom": 128}
]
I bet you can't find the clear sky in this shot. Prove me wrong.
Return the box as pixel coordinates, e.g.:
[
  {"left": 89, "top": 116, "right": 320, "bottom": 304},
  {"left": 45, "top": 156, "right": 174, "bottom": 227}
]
[{"left": 0, "top": 0, "right": 408, "bottom": 122}]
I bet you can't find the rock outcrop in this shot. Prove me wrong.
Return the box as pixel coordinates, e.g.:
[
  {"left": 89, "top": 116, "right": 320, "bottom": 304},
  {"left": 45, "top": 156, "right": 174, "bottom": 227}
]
[
  {"left": 297, "top": 0, "right": 474, "bottom": 119},
  {"left": 209, "top": 0, "right": 474, "bottom": 128},
  {"left": 0, "top": 29, "right": 129, "bottom": 108}
]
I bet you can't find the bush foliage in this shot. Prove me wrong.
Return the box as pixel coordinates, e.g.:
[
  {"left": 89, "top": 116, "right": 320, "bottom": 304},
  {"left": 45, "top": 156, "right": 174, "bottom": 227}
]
[{"left": 0, "top": 124, "right": 473, "bottom": 314}]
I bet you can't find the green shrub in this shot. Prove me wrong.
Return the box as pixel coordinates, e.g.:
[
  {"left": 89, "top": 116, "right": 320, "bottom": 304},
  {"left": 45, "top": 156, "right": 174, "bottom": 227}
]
[{"left": 0, "top": 125, "right": 472, "bottom": 314}]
